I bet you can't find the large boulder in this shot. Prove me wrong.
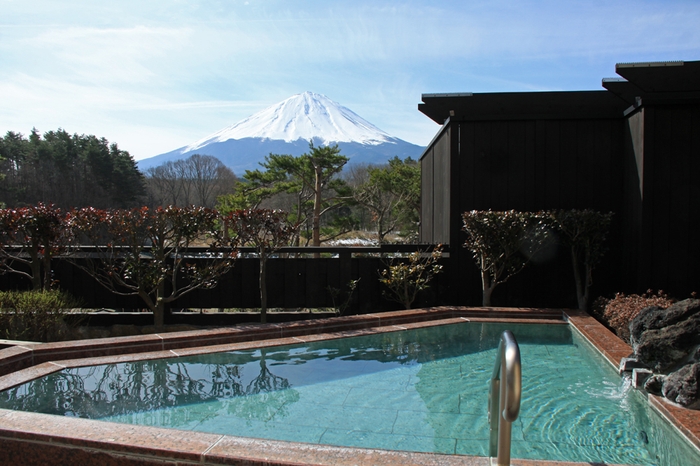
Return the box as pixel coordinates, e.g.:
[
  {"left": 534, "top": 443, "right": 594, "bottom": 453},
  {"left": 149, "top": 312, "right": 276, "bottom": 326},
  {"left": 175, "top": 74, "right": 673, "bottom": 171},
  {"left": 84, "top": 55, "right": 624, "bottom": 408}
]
[
  {"left": 629, "top": 299, "right": 700, "bottom": 409},
  {"left": 630, "top": 299, "right": 700, "bottom": 373},
  {"left": 630, "top": 298, "right": 700, "bottom": 348}
]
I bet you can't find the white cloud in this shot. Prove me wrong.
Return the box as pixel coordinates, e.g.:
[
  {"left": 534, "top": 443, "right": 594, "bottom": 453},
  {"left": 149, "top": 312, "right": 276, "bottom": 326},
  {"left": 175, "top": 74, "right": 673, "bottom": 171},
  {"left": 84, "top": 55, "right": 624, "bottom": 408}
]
[{"left": 19, "top": 26, "right": 192, "bottom": 85}]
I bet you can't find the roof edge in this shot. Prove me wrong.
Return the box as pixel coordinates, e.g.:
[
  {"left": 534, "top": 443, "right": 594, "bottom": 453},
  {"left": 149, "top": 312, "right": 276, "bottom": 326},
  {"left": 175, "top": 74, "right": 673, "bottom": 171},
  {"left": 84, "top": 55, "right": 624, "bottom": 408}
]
[{"left": 616, "top": 60, "right": 684, "bottom": 69}]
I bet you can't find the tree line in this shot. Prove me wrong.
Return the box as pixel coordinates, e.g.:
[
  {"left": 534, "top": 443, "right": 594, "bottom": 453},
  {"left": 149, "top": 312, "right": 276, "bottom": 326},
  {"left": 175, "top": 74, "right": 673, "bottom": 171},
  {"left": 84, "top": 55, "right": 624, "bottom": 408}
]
[
  {"left": 1, "top": 130, "right": 420, "bottom": 244},
  {"left": 0, "top": 129, "right": 145, "bottom": 209}
]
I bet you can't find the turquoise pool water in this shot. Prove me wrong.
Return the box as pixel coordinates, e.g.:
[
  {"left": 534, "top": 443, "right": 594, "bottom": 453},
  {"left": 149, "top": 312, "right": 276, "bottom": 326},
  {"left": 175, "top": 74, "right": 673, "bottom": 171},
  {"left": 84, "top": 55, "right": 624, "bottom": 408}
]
[{"left": 1, "top": 322, "right": 699, "bottom": 465}]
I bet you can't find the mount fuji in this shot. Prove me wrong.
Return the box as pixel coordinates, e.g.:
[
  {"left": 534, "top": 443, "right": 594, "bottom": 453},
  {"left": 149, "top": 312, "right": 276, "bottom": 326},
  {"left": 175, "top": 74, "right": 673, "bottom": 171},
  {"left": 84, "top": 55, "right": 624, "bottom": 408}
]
[{"left": 137, "top": 92, "right": 425, "bottom": 174}]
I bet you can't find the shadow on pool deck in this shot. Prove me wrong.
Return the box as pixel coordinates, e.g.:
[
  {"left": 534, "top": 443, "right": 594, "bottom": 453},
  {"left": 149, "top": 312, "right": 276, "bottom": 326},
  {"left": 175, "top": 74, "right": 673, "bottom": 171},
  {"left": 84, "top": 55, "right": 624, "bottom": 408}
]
[{"left": 0, "top": 306, "right": 697, "bottom": 466}]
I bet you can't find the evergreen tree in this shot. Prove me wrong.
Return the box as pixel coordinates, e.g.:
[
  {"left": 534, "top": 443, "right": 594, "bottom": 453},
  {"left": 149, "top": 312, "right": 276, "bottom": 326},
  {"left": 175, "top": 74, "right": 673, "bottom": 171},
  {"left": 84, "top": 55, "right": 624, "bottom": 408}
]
[
  {"left": 0, "top": 129, "right": 145, "bottom": 208},
  {"left": 353, "top": 156, "right": 420, "bottom": 243},
  {"left": 218, "top": 141, "right": 353, "bottom": 246}
]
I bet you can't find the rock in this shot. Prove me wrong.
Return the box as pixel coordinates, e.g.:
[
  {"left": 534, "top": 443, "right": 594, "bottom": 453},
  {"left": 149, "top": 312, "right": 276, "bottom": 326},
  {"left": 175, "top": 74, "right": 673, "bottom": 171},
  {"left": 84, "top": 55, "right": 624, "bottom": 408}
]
[
  {"left": 644, "top": 374, "right": 665, "bottom": 395},
  {"left": 631, "top": 299, "right": 700, "bottom": 373},
  {"left": 629, "top": 299, "right": 700, "bottom": 348},
  {"left": 635, "top": 322, "right": 700, "bottom": 373},
  {"left": 629, "top": 299, "right": 700, "bottom": 408},
  {"left": 693, "top": 346, "right": 700, "bottom": 362},
  {"left": 662, "top": 363, "right": 700, "bottom": 409}
]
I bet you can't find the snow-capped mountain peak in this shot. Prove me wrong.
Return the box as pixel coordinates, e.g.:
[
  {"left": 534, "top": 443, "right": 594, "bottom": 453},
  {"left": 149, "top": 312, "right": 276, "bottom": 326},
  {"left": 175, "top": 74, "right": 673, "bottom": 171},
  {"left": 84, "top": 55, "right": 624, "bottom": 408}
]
[
  {"left": 185, "top": 91, "right": 395, "bottom": 152},
  {"left": 138, "top": 92, "right": 425, "bottom": 174}
]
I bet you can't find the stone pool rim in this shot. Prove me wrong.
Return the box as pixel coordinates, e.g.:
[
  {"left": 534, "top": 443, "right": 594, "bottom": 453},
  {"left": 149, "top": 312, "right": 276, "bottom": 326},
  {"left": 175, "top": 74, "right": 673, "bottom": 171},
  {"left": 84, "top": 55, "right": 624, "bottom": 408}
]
[{"left": 0, "top": 306, "right": 698, "bottom": 466}]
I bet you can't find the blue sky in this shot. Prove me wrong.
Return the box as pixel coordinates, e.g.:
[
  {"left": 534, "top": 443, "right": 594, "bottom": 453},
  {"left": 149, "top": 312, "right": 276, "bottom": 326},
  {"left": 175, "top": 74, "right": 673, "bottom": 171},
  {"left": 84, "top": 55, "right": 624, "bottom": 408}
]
[{"left": 2, "top": 0, "right": 700, "bottom": 161}]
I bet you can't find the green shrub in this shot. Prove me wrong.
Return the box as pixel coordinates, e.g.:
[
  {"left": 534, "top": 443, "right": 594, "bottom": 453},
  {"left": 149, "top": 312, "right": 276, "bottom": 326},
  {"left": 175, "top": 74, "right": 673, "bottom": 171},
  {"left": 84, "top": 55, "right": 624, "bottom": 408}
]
[
  {"left": 379, "top": 245, "right": 443, "bottom": 310},
  {"left": 0, "top": 290, "right": 82, "bottom": 342},
  {"left": 591, "top": 290, "right": 674, "bottom": 343}
]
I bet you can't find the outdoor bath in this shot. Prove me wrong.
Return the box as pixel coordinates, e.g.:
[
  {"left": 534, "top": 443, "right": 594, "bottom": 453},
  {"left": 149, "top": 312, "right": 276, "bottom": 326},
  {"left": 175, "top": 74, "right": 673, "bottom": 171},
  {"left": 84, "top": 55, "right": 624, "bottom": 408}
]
[{"left": 0, "top": 307, "right": 699, "bottom": 466}]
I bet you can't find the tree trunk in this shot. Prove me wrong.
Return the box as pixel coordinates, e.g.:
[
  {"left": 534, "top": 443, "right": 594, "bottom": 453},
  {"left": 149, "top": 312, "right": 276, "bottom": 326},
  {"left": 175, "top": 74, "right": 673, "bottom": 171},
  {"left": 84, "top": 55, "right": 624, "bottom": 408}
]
[
  {"left": 312, "top": 165, "right": 322, "bottom": 248},
  {"left": 481, "top": 256, "right": 494, "bottom": 307},
  {"left": 571, "top": 247, "right": 586, "bottom": 310},
  {"left": 153, "top": 282, "right": 166, "bottom": 327},
  {"left": 30, "top": 246, "right": 41, "bottom": 291},
  {"left": 259, "top": 252, "right": 267, "bottom": 324},
  {"left": 30, "top": 260, "right": 41, "bottom": 291},
  {"left": 154, "top": 300, "right": 165, "bottom": 327},
  {"left": 483, "top": 285, "right": 494, "bottom": 307},
  {"left": 42, "top": 253, "right": 52, "bottom": 291},
  {"left": 402, "top": 279, "right": 412, "bottom": 310}
]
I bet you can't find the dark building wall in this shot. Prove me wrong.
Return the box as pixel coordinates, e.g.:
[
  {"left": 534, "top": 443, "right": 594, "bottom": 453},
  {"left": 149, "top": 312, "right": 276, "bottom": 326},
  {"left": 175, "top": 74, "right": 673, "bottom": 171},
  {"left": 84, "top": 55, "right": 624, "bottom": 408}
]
[
  {"left": 632, "top": 102, "right": 700, "bottom": 296},
  {"left": 420, "top": 105, "right": 700, "bottom": 306},
  {"left": 452, "top": 118, "right": 624, "bottom": 213},
  {"left": 421, "top": 116, "right": 626, "bottom": 307},
  {"left": 420, "top": 125, "right": 451, "bottom": 244},
  {"left": 419, "top": 62, "right": 700, "bottom": 307}
]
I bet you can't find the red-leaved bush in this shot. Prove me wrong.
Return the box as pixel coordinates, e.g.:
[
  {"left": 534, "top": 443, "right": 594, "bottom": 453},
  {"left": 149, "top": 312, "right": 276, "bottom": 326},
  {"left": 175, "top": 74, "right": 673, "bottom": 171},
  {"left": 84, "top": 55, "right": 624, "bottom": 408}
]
[{"left": 591, "top": 290, "right": 675, "bottom": 343}]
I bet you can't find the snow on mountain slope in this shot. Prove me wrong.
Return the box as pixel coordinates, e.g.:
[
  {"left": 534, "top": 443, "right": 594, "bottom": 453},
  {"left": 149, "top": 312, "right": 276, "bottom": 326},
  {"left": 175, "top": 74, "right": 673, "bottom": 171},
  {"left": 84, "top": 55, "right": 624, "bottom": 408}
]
[{"left": 185, "top": 91, "right": 395, "bottom": 151}]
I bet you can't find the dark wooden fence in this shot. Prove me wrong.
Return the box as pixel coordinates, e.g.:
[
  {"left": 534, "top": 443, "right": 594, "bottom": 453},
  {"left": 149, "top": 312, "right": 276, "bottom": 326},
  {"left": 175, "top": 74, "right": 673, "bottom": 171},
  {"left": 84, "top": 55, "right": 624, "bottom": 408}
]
[{"left": 0, "top": 245, "right": 451, "bottom": 316}]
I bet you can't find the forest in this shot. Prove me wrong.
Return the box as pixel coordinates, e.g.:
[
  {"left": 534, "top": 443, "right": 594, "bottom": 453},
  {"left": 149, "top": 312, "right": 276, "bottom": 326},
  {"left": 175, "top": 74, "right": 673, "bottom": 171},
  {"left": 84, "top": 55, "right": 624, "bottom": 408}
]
[{"left": 0, "top": 129, "right": 145, "bottom": 208}]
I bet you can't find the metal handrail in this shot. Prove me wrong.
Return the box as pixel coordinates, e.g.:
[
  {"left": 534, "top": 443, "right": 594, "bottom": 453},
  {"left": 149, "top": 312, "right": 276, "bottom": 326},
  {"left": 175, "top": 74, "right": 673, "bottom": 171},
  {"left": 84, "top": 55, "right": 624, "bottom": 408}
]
[{"left": 488, "top": 330, "right": 522, "bottom": 466}]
